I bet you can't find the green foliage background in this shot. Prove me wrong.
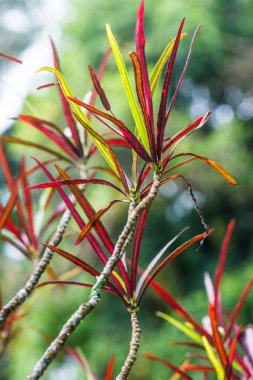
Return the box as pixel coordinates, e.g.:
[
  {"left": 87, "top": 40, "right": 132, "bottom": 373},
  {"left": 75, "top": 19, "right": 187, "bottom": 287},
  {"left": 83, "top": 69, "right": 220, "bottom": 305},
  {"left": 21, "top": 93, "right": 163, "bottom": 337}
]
[{"left": 0, "top": 0, "right": 253, "bottom": 378}]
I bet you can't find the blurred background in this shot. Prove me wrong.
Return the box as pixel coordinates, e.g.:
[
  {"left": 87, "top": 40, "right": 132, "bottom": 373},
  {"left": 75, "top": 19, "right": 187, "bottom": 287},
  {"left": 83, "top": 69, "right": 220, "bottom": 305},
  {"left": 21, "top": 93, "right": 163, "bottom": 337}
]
[{"left": 0, "top": 0, "right": 253, "bottom": 378}]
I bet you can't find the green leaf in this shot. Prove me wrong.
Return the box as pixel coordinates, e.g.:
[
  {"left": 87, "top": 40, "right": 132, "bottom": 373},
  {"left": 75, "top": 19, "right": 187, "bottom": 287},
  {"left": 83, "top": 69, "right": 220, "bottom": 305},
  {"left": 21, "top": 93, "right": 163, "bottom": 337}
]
[
  {"left": 202, "top": 336, "right": 224, "bottom": 380},
  {"left": 37, "top": 67, "right": 119, "bottom": 175},
  {"left": 106, "top": 24, "right": 150, "bottom": 154},
  {"left": 157, "top": 311, "right": 202, "bottom": 344},
  {"left": 150, "top": 33, "right": 187, "bottom": 95}
]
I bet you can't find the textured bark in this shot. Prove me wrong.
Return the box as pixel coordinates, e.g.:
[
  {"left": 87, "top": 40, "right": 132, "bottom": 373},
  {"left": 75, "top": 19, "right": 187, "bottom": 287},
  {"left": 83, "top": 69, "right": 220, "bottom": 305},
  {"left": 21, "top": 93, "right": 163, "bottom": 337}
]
[
  {"left": 0, "top": 165, "right": 87, "bottom": 331},
  {"left": 116, "top": 311, "right": 141, "bottom": 380},
  {"left": 0, "top": 208, "right": 72, "bottom": 329},
  {"left": 27, "top": 169, "right": 162, "bottom": 380}
]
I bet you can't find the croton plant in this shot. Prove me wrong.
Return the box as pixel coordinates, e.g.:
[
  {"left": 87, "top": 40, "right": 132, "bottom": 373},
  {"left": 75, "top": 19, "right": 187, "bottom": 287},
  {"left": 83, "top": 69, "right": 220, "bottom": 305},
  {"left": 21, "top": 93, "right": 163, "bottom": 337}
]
[{"left": 0, "top": 1, "right": 244, "bottom": 379}]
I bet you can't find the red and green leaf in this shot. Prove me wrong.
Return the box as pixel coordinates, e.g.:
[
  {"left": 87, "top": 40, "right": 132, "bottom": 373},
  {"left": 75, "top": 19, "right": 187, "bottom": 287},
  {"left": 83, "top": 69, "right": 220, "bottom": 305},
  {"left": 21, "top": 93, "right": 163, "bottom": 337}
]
[
  {"left": 156, "top": 18, "right": 185, "bottom": 160},
  {"left": 130, "top": 51, "right": 156, "bottom": 162},
  {"left": 49, "top": 37, "right": 82, "bottom": 154}
]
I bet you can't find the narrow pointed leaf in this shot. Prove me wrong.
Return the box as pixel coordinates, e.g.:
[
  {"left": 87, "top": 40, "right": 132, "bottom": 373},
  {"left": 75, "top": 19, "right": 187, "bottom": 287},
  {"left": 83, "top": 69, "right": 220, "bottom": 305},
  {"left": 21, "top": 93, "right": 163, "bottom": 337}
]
[
  {"left": 88, "top": 65, "right": 111, "bottom": 111},
  {"left": 150, "top": 281, "right": 211, "bottom": 340},
  {"left": 144, "top": 353, "right": 193, "bottom": 379},
  {"left": 225, "top": 276, "right": 253, "bottom": 339},
  {"left": 138, "top": 231, "right": 210, "bottom": 305},
  {"left": 49, "top": 38, "right": 82, "bottom": 154},
  {"left": 43, "top": 244, "right": 99, "bottom": 276},
  {"left": 166, "top": 26, "right": 201, "bottom": 123},
  {"left": 18, "top": 114, "right": 79, "bottom": 159},
  {"left": 136, "top": 227, "right": 189, "bottom": 296},
  {"left": 75, "top": 200, "right": 128, "bottom": 245},
  {"left": 54, "top": 166, "right": 131, "bottom": 294},
  {"left": 0, "top": 52, "right": 22, "bottom": 64},
  {"left": 0, "top": 135, "right": 72, "bottom": 163},
  {"left": 105, "top": 355, "right": 116, "bottom": 380},
  {"left": 157, "top": 311, "right": 203, "bottom": 344},
  {"left": 134, "top": 0, "right": 154, "bottom": 141},
  {"left": 31, "top": 157, "right": 84, "bottom": 229},
  {"left": 131, "top": 208, "right": 149, "bottom": 291},
  {"left": 163, "top": 112, "right": 211, "bottom": 155},
  {"left": 87, "top": 47, "right": 111, "bottom": 122},
  {"left": 171, "top": 153, "right": 237, "bottom": 186},
  {"left": 55, "top": 165, "right": 116, "bottom": 254},
  {"left": 20, "top": 157, "right": 37, "bottom": 246},
  {"left": 28, "top": 177, "right": 126, "bottom": 196},
  {"left": 37, "top": 67, "right": 120, "bottom": 175},
  {"left": 150, "top": 33, "right": 187, "bottom": 95},
  {"left": 225, "top": 327, "right": 241, "bottom": 379},
  {"left": 209, "top": 303, "right": 228, "bottom": 367},
  {"left": 74, "top": 113, "right": 128, "bottom": 192},
  {"left": 106, "top": 24, "right": 150, "bottom": 153},
  {"left": 0, "top": 233, "right": 29, "bottom": 258},
  {"left": 0, "top": 188, "right": 18, "bottom": 231},
  {"left": 202, "top": 337, "right": 224, "bottom": 380},
  {"left": 156, "top": 19, "right": 185, "bottom": 159},
  {"left": 70, "top": 98, "right": 151, "bottom": 162},
  {"left": 0, "top": 142, "right": 13, "bottom": 188},
  {"left": 130, "top": 51, "right": 156, "bottom": 162}
]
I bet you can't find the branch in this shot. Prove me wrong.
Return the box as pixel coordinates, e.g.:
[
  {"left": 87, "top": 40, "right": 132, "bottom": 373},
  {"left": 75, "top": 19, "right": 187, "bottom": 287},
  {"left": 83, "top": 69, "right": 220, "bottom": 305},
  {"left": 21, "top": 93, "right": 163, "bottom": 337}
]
[
  {"left": 27, "top": 168, "right": 162, "bottom": 380},
  {"left": 116, "top": 311, "right": 141, "bottom": 380},
  {"left": 0, "top": 165, "right": 87, "bottom": 331},
  {"left": 0, "top": 208, "right": 72, "bottom": 329}
]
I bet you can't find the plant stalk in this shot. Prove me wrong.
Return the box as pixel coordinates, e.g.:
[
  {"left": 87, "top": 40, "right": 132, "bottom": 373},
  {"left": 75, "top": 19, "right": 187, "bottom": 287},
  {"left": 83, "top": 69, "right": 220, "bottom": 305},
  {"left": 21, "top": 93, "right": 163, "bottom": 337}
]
[
  {"left": 116, "top": 311, "right": 141, "bottom": 380},
  {"left": 0, "top": 165, "right": 87, "bottom": 331},
  {"left": 0, "top": 208, "right": 72, "bottom": 330},
  {"left": 27, "top": 169, "right": 162, "bottom": 380}
]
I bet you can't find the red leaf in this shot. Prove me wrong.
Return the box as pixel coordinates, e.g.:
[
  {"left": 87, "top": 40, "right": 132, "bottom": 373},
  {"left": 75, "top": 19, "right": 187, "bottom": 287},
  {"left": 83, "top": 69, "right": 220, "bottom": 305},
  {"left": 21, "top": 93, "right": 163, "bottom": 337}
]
[
  {"left": 225, "top": 275, "right": 253, "bottom": 339},
  {"left": 0, "top": 188, "right": 18, "bottom": 232},
  {"left": 137, "top": 231, "right": 210, "bottom": 305},
  {"left": 0, "top": 232, "right": 29, "bottom": 258},
  {"left": 144, "top": 353, "right": 193, "bottom": 379},
  {"left": 0, "top": 52, "right": 22, "bottom": 64},
  {"left": 53, "top": 166, "right": 131, "bottom": 295},
  {"left": 88, "top": 138, "right": 131, "bottom": 158},
  {"left": 28, "top": 177, "right": 126, "bottom": 196},
  {"left": 49, "top": 37, "right": 82, "bottom": 155},
  {"left": 165, "top": 26, "right": 201, "bottom": 123},
  {"left": 130, "top": 208, "right": 149, "bottom": 292},
  {"left": 75, "top": 200, "right": 127, "bottom": 246},
  {"left": 43, "top": 244, "right": 99, "bottom": 276},
  {"left": 87, "top": 47, "right": 111, "bottom": 122},
  {"left": 225, "top": 327, "right": 241, "bottom": 379},
  {"left": 31, "top": 157, "right": 84, "bottom": 229},
  {"left": 136, "top": 227, "right": 189, "bottom": 297},
  {"left": 208, "top": 303, "right": 228, "bottom": 367},
  {"left": 135, "top": 0, "right": 154, "bottom": 127},
  {"left": 105, "top": 355, "right": 116, "bottom": 380},
  {"left": 88, "top": 65, "right": 111, "bottom": 111},
  {"left": 18, "top": 114, "right": 79, "bottom": 159},
  {"left": 214, "top": 220, "right": 236, "bottom": 317},
  {"left": 37, "top": 82, "right": 57, "bottom": 90},
  {"left": 130, "top": 51, "right": 156, "bottom": 162},
  {"left": 0, "top": 135, "right": 72, "bottom": 163},
  {"left": 149, "top": 281, "right": 212, "bottom": 341},
  {"left": 20, "top": 157, "right": 37, "bottom": 247},
  {"left": 156, "top": 18, "right": 185, "bottom": 160},
  {"left": 0, "top": 142, "right": 13, "bottom": 188},
  {"left": 69, "top": 97, "right": 151, "bottom": 162},
  {"left": 162, "top": 112, "right": 211, "bottom": 156}
]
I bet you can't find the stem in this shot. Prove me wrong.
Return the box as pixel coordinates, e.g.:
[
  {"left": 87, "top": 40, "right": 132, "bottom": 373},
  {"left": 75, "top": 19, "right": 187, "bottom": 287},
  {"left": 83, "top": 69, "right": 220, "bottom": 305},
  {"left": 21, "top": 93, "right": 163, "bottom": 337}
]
[
  {"left": 116, "top": 311, "right": 141, "bottom": 380},
  {"left": 0, "top": 208, "right": 72, "bottom": 329},
  {"left": 0, "top": 164, "right": 87, "bottom": 331},
  {"left": 27, "top": 169, "right": 162, "bottom": 380}
]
